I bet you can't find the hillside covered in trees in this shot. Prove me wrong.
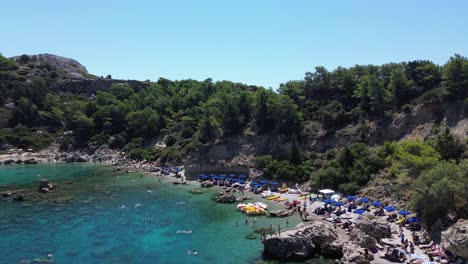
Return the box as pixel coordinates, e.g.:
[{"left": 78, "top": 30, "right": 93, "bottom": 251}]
[{"left": 1, "top": 53, "right": 467, "bottom": 226}]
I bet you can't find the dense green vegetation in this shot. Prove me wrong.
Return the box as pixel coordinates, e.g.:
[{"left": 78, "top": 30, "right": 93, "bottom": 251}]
[
  {"left": 0, "top": 52, "right": 467, "bottom": 226},
  {"left": 1, "top": 53, "right": 467, "bottom": 155}
]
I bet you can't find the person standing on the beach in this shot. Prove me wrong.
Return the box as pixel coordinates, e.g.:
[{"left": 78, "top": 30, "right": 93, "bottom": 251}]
[{"left": 285, "top": 218, "right": 289, "bottom": 227}]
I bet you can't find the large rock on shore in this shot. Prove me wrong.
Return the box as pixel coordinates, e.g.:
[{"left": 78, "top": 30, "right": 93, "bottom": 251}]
[
  {"left": 441, "top": 219, "right": 468, "bottom": 259},
  {"left": 262, "top": 221, "right": 338, "bottom": 259},
  {"left": 340, "top": 241, "right": 374, "bottom": 264},
  {"left": 349, "top": 229, "right": 377, "bottom": 249},
  {"left": 355, "top": 218, "right": 391, "bottom": 240}
]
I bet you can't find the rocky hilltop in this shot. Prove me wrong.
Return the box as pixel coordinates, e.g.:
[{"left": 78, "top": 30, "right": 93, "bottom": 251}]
[{"left": 11, "top": 53, "right": 89, "bottom": 79}]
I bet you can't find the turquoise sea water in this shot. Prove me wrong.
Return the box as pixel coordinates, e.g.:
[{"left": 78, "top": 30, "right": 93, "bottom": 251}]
[{"left": 0, "top": 163, "right": 301, "bottom": 264}]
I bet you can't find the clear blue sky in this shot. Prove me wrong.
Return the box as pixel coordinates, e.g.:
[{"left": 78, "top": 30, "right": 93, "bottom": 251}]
[{"left": 2, "top": 0, "right": 468, "bottom": 88}]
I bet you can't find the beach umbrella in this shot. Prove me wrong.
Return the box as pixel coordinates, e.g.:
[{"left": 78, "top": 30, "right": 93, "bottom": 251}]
[
  {"left": 407, "top": 217, "right": 421, "bottom": 223},
  {"left": 398, "top": 210, "right": 411, "bottom": 216},
  {"left": 323, "top": 199, "right": 334, "bottom": 204},
  {"left": 211, "top": 176, "right": 218, "bottom": 180},
  {"left": 229, "top": 174, "right": 236, "bottom": 177},
  {"left": 250, "top": 182, "right": 258, "bottom": 186},
  {"left": 333, "top": 201, "right": 345, "bottom": 206},
  {"left": 359, "top": 197, "right": 370, "bottom": 203},
  {"left": 239, "top": 180, "right": 245, "bottom": 184},
  {"left": 232, "top": 179, "right": 240, "bottom": 182},
  {"left": 260, "top": 180, "right": 269, "bottom": 184},
  {"left": 346, "top": 195, "right": 356, "bottom": 200},
  {"left": 239, "top": 175, "right": 246, "bottom": 179},
  {"left": 270, "top": 182, "right": 278, "bottom": 185},
  {"left": 225, "top": 178, "right": 232, "bottom": 181},
  {"left": 353, "top": 209, "right": 365, "bottom": 215},
  {"left": 384, "top": 206, "right": 396, "bottom": 212},
  {"left": 371, "top": 201, "right": 383, "bottom": 207},
  {"left": 219, "top": 176, "right": 226, "bottom": 180}
]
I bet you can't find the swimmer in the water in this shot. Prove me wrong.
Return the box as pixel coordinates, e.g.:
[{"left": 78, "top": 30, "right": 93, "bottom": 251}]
[{"left": 193, "top": 250, "right": 198, "bottom": 256}]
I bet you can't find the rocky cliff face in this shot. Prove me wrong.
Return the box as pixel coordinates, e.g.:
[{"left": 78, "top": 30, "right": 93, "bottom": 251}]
[
  {"left": 441, "top": 219, "right": 468, "bottom": 259},
  {"left": 10, "top": 53, "right": 150, "bottom": 95},
  {"left": 186, "top": 99, "right": 467, "bottom": 170}
]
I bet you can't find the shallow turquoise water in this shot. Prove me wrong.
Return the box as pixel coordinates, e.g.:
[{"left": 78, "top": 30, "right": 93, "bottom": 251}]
[{"left": 0, "top": 163, "right": 299, "bottom": 264}]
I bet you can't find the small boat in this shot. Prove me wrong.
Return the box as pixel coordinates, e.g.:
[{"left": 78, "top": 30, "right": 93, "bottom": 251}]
[
  {"left": 279, "top": 188, "right": 289, "bottom": 193},
  {"left": 275, "top": 197, "right": 288, "bottom": 202}
]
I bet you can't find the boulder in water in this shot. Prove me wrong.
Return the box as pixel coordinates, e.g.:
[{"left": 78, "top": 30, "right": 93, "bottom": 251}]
[
  {"left": 39, "top": 178, "right": 56, "bottom": 193},
  {"left": 200, "top": 181, "right": 213, "bottom": 188},
  {"left": 13, "top": 193, "right": 24, "bottom": 201},
  {"left": 216, "top": 193, "right": 236, "bottom": 203},
  {"left": 270, "top": 209, "right": 294, "bottom": 217}
]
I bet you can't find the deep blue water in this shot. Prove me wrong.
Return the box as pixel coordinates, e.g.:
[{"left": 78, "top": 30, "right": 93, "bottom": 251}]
[{"left": 0, "top": 163, "right": 299, "bottom": 264}]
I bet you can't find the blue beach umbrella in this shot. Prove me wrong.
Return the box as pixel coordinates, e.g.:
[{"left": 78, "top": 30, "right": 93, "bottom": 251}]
[
  {"left": 229, "top": 174, "right": 236, "bottom": 177},
  {"left": 260, "top": 180, "right": 269, "bottom": 184},
  {"left": 353, "top": 209, "right": 365, "bottom": 215},
  {"left": 407, "top": 217, "right": 421, "bottom": 223},
  {"left": 239, "top": 180, "right": 245, "bottom": 184},
  {"left": 398, "top": 210, "right": 411, "bottom": 216},
  {"left": 323, "top": 199, "right": 334, "bottom": 204},
  {"left": 211, "top": 176, "right": 218, "bottom": 180},
  {"left": 333, "top": 201, "right": 345, "bottom": 206},
  {"left": 359, "top": 198, "right": 370, "bottom": 203},
  {"left": 371, "top": 201, "right": 383, "bottom": 207},
  {"left": 225, "top": 178, "right": 232, "bottom": 181},
  {"left": 346, "top": 195, "right": 356, "bottom": 200},
  {"left": 270, "top": 182, "right": 278, "bottom": 185},
  {"left": 239, "top": 175, "right": 246, "bottom": 179},
  {"left": 384, "top": 206, "right": 396, "bottom": 212},
  {"left": 232, "top": 179, "right": 240, "bottom": 182},
  {"left": 219, "top": 176, "right": 226, "bottom": 180},
  {"left": 250, "top": 182, "right": 258, "bottom": 186}
]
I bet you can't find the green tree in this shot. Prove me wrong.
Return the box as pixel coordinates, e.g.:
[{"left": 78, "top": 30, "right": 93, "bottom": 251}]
[
  {"left": 199, "top": 116, "right": 220, "bottom": 143},
  {"left": 255, "top": 89, "right": 268, "bottom": 133},
  {"left": 288, "top": 133, "right": 302, "bottom": 165},
  {"left": 434, "top": 127, "right": 464, "bottom": 162},
  {"left": 442, "top": 54, "right": 468, "bottom": 97},
  {"left": 388, "top": 67, "right": 413, "bottom": 107},
  {"left": 354, "top": 75, "right": 388, "bottom": 117}
]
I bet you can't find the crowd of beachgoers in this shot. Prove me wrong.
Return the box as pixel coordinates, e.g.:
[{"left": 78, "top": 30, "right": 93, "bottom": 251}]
[{"left": 192, "top": 173, "right": 466, "bottom": 264}]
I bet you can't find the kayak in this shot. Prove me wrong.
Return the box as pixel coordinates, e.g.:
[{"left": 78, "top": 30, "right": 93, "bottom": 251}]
[
  {"left": 279, "top": 188, "right": 289, "bottom": 193},
  {"left": 298, "top": 194, "right": 312, "bottom": 199},
  {"left": 265, "top": 195, "right": 280, "bottom": 200},
  {"left": 275, "top": 198, "right": 288, "bottom": 202}
]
